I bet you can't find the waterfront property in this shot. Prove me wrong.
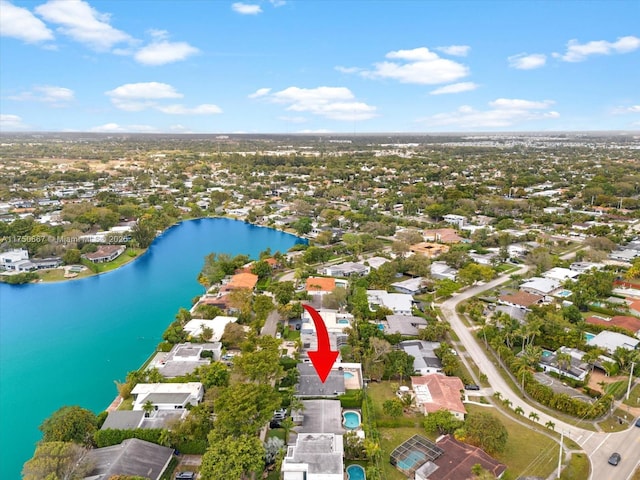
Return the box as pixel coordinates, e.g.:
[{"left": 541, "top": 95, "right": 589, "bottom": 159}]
[
  {"left": 147, "top": 342, "right": 222, "bottom": 378},
  {"left": 130, "top": 382, "right": 204, "bottom": 411},
  {"left": 183, "top": 316, "right": 238, "bottom": 342},
  {"left": 82, "top": 244, "right": 126, "bottom": 263}
]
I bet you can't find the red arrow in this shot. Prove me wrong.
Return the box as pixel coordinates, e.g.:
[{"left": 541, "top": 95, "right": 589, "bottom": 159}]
[{"left": 303, "top": 304, "right": 339, "bottom": 383}]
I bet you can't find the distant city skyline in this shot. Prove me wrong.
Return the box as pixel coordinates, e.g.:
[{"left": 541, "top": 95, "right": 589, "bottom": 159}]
[{"left": 1, "top": 0, "right": 639, "bottom": 133}]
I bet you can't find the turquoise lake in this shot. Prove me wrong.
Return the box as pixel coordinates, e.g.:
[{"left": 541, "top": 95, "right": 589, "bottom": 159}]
[{"left": 0, "top": 218, "right": 304, "bottom": 478}]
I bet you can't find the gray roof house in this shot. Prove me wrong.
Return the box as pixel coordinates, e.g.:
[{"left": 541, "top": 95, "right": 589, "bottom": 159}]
[
  {"left": 399, "top": 340, "right": 443, "bottom": 375},
  {"left": 281, "top": 433, "right": 344, "bottom": 480},
  {"left": 383, "top": 315, "right": 428, "bottom": 336},
  {"left": 587, "top": 331, "right": 640, "bottom": 354},
  {"left": 82, "top": 438, "right": 174, "bottom": 480},
  {"left": 295, "top": 363, "right": 346, "bottom": 397}
]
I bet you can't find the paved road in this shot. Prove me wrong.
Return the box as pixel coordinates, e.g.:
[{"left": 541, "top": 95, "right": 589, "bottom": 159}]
[
  {"left": 261, "top": 307, "right": 282, "bottom": 337},
  {"left": 439, "top": 267, "right": 640, "bottom": 480}
]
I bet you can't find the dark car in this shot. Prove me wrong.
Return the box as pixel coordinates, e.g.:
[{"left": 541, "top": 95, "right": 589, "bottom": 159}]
[
  {"left": 175, "top": 472, "right": 196, "bottom": 480},
  {"left": 464, "top": 384, "right": 480, "bottom": 391},
  {"left": 636, "top": 417, "right": 640, "bottom": 427},
  {"left": 608, "top": 453, "right": 621, "bottom": 466}
]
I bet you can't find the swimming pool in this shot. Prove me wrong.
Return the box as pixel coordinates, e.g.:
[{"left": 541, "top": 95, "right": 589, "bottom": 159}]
[
  {"left": 585, "top": 332, "right": 596, "bottom": 342},
  {"left": 346, "top": 464, "right": 366, "bottom": 480},
  {"left": 542, "top": 349, "right": 554, "bottom": 358},
  {"left": 397, "top": 450, "right": 427, "bottom": 470},
  {"left": 338, "top": 319, "right": 350, "bottom": 325},
  {"left": 556, "top": 289, "right": 572, "bottom": 298},
  {"left": 343, "top": 410, "right": 361, "bottom": 429},
  {"left": 344, "top": 371, "right": 355, "bottom": 379}
]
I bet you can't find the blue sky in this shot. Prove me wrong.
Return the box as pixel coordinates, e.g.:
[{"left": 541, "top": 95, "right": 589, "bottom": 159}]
[{"left": 1, "top": 0, "right": 639, "bottom": 133}]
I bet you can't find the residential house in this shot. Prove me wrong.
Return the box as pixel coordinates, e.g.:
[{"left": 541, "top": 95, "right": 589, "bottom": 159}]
[
  {"left": 519, "top": 277, "right": 561, "bottom": 298},
  {"left": 585, "top": 316, "right": 640, "bottom": 338},
  {"left": 130, "top": 382, "right": 204, "bottom": 411},
  {"left": 183, "top": 316, "right": 238, "bottom": 342},
  {"left": 498, "top": 291, "right": 544, "bottom": 310},
  {"left": 148, "top": 342, "right": 222, "bottom": 378},
  {"left": 430, "top": 261, "right": 457, "bottom": 281},
  {"left": 423, "top": 228, "right": 464, "bottom": 244},
  {"left": 295, "top": 363, "right": 346, "bottom": 398},
  {"left": 411, "top": 242, "right": 450, "bottom": 258},
  {"left": 542, "top": 267, "right": 581, "bottom": 282},
  {"left": 414, "top": 435, "right": 507, "bottom": 480},
  {"left": 367, "top": 290, "right": 414, "bottom": 315},
  {"left": 383, "top": 315, "right": 428, "bottom": 337},
  {"left": 296, "top": 400, "right": 344, "bottom": 434},
  {"left": 392, "top": 277, "right": 425, "bottom": 295},
  {"left": 306, "top": 276, "right": 338, "bottom": 295},
  {"left": 400, "top": 341, "right": 443, "bottom": 374},
  {"left": 0, "top": 248, "right": 36, "bottom": 272},
  {"left": 570, "top": 262, "right": 604, "bottom": 273},
  {"left": 538, "top": 346, "right": 589, "bottom": 382},
  {"left": 281, "top": 433, "right": 344, "bottom": 480},
  {"left": 443, "top": 214, "right": 467, "bottom": 228},
  {"left": 82, "top": 245, "right": 126, "bottom": 263},
  {"left": 80, "top": 438, "right": 174, "bottom": 480},
  {"left": 411, "top": 375, "right": 466, "bottom": 419},
  {"left": 321, "top": 261, "right": 370, "bottom": 277},
  {"left": 221, "top": 272, "right": 258, "bottom": 292},
  {"left": 587, "top": 330, "right": 640, "bottom": 354}
]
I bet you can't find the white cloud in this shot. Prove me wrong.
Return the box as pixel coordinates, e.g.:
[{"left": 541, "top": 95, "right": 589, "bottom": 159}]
[
  {"left": 156, "top": 104, "right": 222, "bottom": 115},
  {"left": 421, "top": 98, "right": 559, "bottom": 129},
  {"left": 429, "top": 82, "right": 478, "bottom": 95},
  {"left": 135, "top": 40, "right": 199, "bottom": 65},
  {"left": 361, "top": 47, "right": 469, "bottom": 85},
  {"left": 0, "top": 113, "right": 28, "bottom": 130},
  {"left": 90, "top": 123, "right": 158, "bottom": 133},
  {"left": 9, "top": 85, "right": 75, "bottom": 105},
  {"left": 232, "top": 3, "right": 262, "bottom": 15},
  {"left": 106, "top": 82, "right": 183, "bottom": 111},
  {"left": 248, "top": 88, "right": 272, "bottom": 98},
  {"left": 508, "top": 53, "right": 547, "bottom": 70},
  {"left": 435, "top": 45, "right": 470, "bottom": 57},
  {"left": 35, "top": 0, "right": 132, "bottom": 51},
  {"left": 335, "top": 66, "right": 363, "bottom": 74},
  {"left": 105, "top": 82, "right": 220, "bottom": 115},
  {"left": 612, "top": 105, "right": 640, "bottom": 114},
  {"left": 255, "top": 86, "right": 377, "bottom": 121},
  {"left": 0, "top": 1, "right": 54, "bottom": 43},
  {"left": 554, "top": 35, "right": 640, "bottom": 62}
]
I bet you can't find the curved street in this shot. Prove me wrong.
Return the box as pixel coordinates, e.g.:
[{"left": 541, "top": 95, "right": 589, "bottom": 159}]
[{"left": 439, "top": 268, "right": 640, "bottom": 480}]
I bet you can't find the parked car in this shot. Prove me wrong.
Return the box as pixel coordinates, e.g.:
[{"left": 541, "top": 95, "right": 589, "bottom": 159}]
[
  {"left": 608, "top": 452, "right": 621, "bottom": 466},
  {"left": 464, "top": 384, "right": 480, "bottom": 391},
  {"left": 175, "top": 472, "right": 196, "bottom": 480},
  {"left": 635, "top": 417, "right": 640, "bottom": 427}
]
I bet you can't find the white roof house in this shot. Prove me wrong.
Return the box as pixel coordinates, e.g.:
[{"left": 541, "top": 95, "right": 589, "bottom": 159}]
[
  {"left": 367, "top": 290, "right": 414, "bottom": 315},
  {"left": 281, "top": 433, "right": 344, "bottom": 480},
  {"left": 587, "top": 331, "right": 640, "bottom": 354},
  {"left": 391, "top": 277, "right": 424, "bottom": 295},
  {"left": 519, "top": 277, "right": 561, "bottom": 296},
  {"left": 183, "top": 316, "right": 237, "bottom": 341},
  {"left": 130, "top": 382, "right": 204, "bottom": 411},
  {"left": 542, "top": 267, "right": 581, "bottom": 282}
]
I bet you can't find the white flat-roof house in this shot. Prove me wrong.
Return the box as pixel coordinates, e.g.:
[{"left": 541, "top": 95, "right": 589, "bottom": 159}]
[
  {"left": 183, "top": 316, "right": 238, "bottom": 341},
  {"left": 519, "top": 277, "right": 561, "bottom": 297},
  {"left": 281, "top": 433, "right": 344, "bottom": 480},
  {"left": 131, "top": 382, "right": 204, "bottom": 411},
  {"left": 587, "top": 331, "right": 640, "bottom": 355},
  {"left": 0, "top": 249, "right": 36, "bottom": 272},
  {"left": 367, "top": 290, "right": 414, "bottom": 315}
]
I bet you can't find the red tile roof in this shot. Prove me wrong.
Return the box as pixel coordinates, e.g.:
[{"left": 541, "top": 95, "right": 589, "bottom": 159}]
[
  {"left": 498, "top": 291, "right": 544, "bottom": 308},
  {"left": 225, "top": 272, "right": 258, "bottom": 290},
  {"left": 428, "top": 435, "right": 507, "bottom": 480},
  {"left": 411, "top": 375, "right": 466, "bottom": 416},
  {"left": 424, "top": 228, "right": 463, "bottom": 244},
  {"left": 586, "top": 315, "right": 640, "bottom": 335},
  {"left": 305, "top": 277, "right": 336, "bottom": 292}
]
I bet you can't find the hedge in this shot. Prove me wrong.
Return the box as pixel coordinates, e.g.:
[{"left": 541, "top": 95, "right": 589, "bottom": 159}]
[{"left": 93, "top": 428, "right": 164, "bottom": 448}]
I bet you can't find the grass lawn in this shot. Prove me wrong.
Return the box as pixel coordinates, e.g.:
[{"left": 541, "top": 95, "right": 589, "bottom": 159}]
[
  {"left": 464, "top": 404, "right": 559, "bottom": 480},
  {"left": 38, "top": 267, "right": 94, "bottom": 282},
  {"left": 117, "top": 397, "right": 134, "bottom": 410},
  {"left": 623, "top": 382, "right": 640, "bottom": 408},
  {"left": 560, "top": 452, "right": 590, "bottom": 480},
  {"left": 367, "top": 382, "right": 558, "bottom": 480},
  {"left": 597, "top": 407, "right": 634, "bottom": 432},
  {"left": 605, "top": 380, "right": 628, "bottom": 399}
]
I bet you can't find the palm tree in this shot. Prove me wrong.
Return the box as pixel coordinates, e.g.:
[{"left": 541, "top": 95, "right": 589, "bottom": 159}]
[
  {"left": 142, "top": 400, "right": 155, "bottom": 418},
  {"left": 529, "top": 412, "right": 539, "bottom": 422},
  {"left": 280, "top": 417, "right": 295, "bottom": 444},
  {"left": 545, "top": 420, "right": 555, "bottom": 430},
  {"left": 515, "top": 406, "right": 524, "bottom": 415},
  {"left": 556, "top": 352, "right": 572, "bottom": 374}
]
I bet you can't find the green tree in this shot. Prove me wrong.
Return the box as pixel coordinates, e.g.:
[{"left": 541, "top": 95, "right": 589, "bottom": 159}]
[
  {"left": 39, "top": 406, "right": 98, "bottom": 446},
  {"left": 22, "top": 442, "right": 90, "bottom": 480},
  {"left": 251, "top": 260, "right": 272, "bottom": 280},
  {"left": 270, "top": 281, "right": 295, "bottom": 305},
  {"left": 382, "top": 399, "right": 404, "bottom": 418},
  {"left": 214, "top": 383, "right": 281, "bottom": 436},
  {"left": 130, "top": 217, "right": 156, "bottom": 248},
  {"left": 293, "top": 217, "right": 312, "bottom": 235},
  {"left": 459, "top": 411, "right": 508, "bottom": 454},
  {"left": 62, "top": 248, "right": 81, "bottom": 265},
  {"left": 200, "top": 434, "right": 265, "bottom": 480},
  {"left": 423, "top": 409, "right": 464, "bottom": 435},
  {"left": 234, "top": 336, "right": 283, "bottom": 383},
  {"left": 197, "top": 361, "right": 230, "bottom": 388}
]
